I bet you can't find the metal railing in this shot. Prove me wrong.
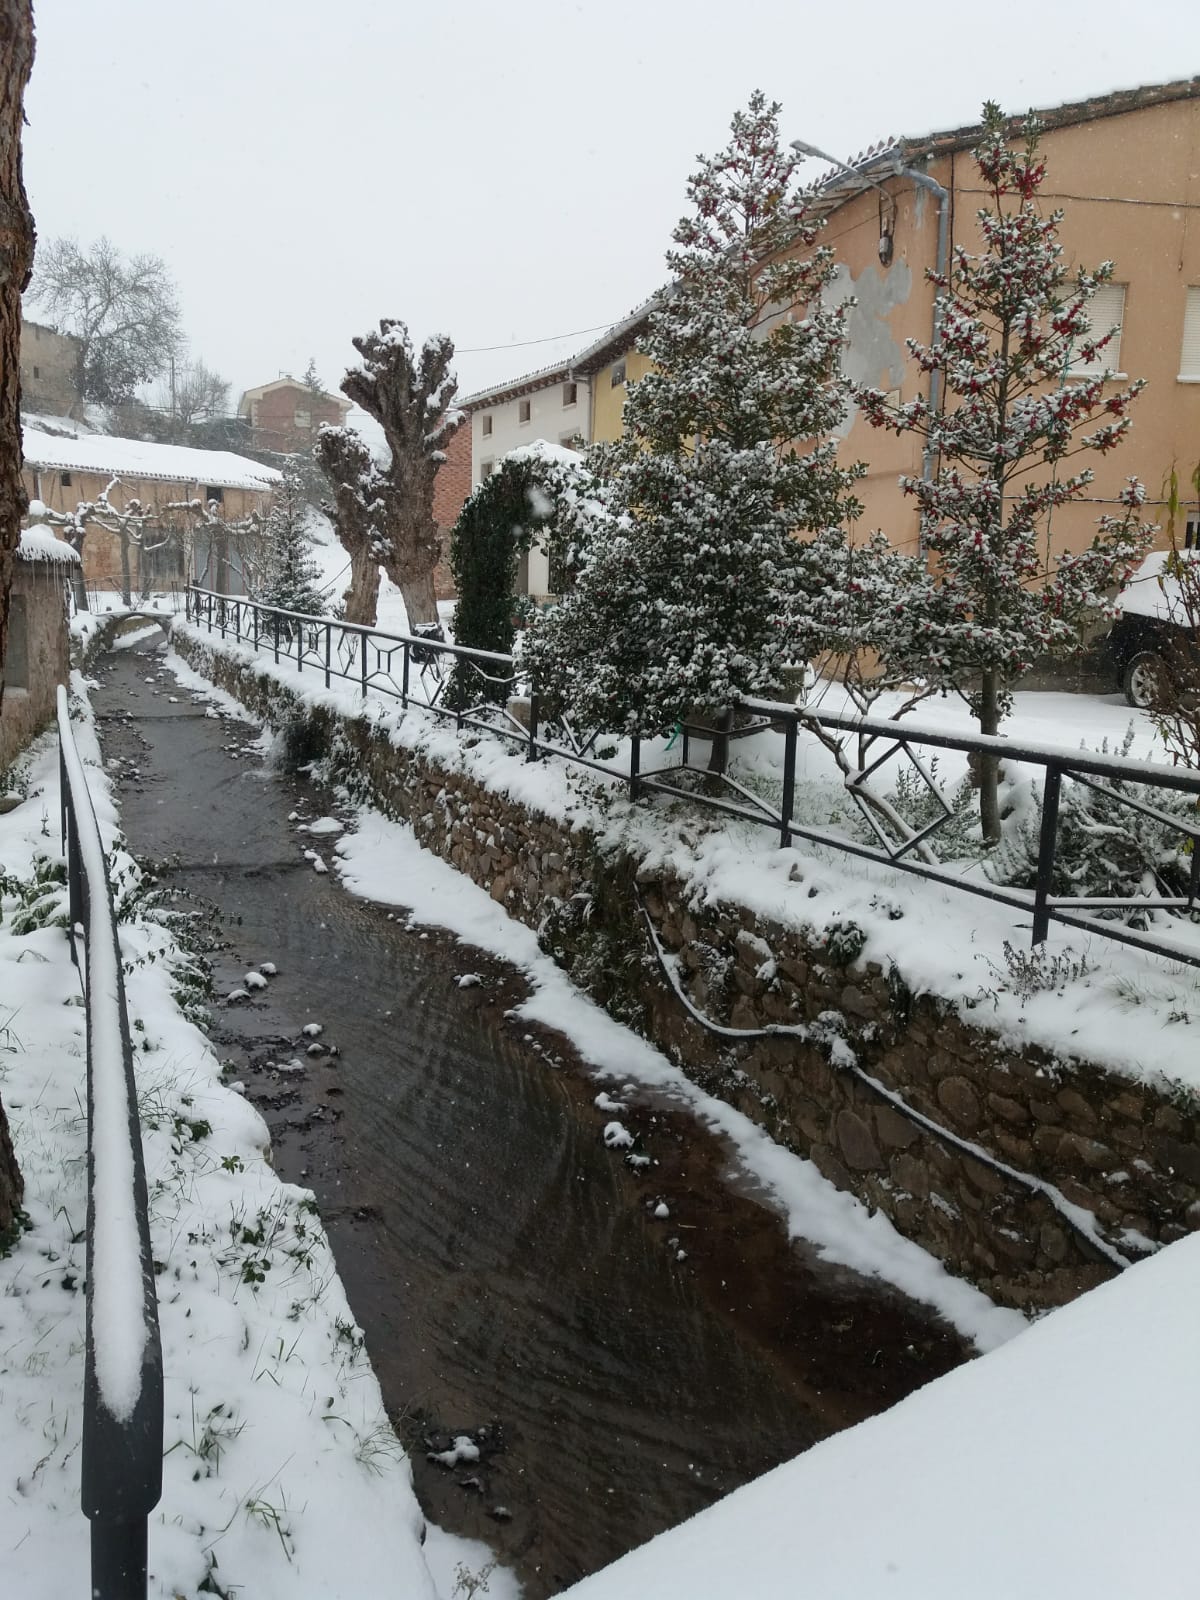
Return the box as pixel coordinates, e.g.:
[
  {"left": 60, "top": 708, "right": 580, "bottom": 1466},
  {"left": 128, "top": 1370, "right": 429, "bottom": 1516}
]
[
  {"left": 57, "top": 685, "right": 163, "bottom": 1599},
  {"left": 185, "top": 588, "right": 1200, "bottom": 969}
]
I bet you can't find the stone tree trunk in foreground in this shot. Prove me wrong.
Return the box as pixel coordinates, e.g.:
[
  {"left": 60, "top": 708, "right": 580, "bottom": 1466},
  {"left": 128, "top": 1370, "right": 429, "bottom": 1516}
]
[
  {"left": 0, "top": 0, "right": 35, "bottom": 1235},
  {"left": 339, "top": 320, "right": 462, "bottom": 630}
]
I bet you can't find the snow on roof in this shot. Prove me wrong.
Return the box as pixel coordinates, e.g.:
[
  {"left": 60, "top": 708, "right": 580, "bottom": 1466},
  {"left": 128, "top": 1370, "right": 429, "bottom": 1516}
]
[
  {"left": 561, "top": 1230, "right": 1200, "bottom": 1600},
  {"left": 17, "top": 525, "right": 80, "bottom": 565},
  {"left": 21, "top": 425, "right": 281, "bottom": 492},
  {"left": 236, "top": 377, "right": 350, "bottom": 416}
]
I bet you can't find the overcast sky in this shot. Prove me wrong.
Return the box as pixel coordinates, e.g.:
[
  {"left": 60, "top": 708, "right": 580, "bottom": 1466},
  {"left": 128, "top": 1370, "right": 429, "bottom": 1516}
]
[{"left": 21, "top": 0, "right": 1198, "bottom": 417}]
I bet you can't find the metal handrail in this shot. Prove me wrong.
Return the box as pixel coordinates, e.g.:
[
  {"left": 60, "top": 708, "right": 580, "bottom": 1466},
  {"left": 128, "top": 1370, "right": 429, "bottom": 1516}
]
[
  {"left": 184, "top": 588, "right": 1200, "bottom": 969},
  {"left": 57, "top": 685, "right": 163, "bottom": 1600}
]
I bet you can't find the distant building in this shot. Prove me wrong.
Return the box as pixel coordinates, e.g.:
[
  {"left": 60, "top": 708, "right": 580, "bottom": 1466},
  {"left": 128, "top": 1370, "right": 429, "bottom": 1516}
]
[
  {"left": 20, "top": 424, "right": 280, "bottom": 594},
  {"left": 237, "top": 377, "right": 351, "bottom": 455},
  {"left": 19, "top": 317, "right": 82, "bottom": 420}
]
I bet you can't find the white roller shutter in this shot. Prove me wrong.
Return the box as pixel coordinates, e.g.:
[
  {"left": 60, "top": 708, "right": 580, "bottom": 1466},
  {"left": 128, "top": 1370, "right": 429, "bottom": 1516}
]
[
  {"left": 1068, "top": 281, "right": 1126, "bottom": 376},
  {"left": 1179, "top": 286, "right": 1200, "bottom": 380}
]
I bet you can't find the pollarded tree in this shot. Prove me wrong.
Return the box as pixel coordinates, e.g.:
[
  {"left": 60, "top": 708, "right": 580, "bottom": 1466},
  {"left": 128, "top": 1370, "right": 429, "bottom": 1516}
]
[
  {"left": 313, "top": 424, "right": 387, "bottom": 626},
  {"left": 339, "top": 320, "right": 463, "bottom": 631},
  {"left": 27, "top": 235, "right": 182, "bottom": 403},
  {"left": 255, "top": 465, "right": 327, "bottom": 617},
  {"left": 855, "top": 104, "right": 1152, "bottom": 841},
  {"left": 524, "top": 91, "right": 861, "bottom": 739}
]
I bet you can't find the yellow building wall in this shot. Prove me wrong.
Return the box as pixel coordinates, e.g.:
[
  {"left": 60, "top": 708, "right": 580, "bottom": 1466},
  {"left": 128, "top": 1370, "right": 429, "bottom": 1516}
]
[
  {"left": 816, "top": 94, "right": 1200, "bottom": 559},
  {"left": 590, "top": 349, "right": 654, "bottom": 444}
]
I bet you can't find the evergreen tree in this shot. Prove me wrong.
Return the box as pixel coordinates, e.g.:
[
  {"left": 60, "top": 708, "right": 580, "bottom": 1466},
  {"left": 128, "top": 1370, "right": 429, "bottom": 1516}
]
[
  {"left": 524, "top": 92, "right": 860, "bottom": 738},
  {"left": 855, "top": 104, "right": 1151, "bottom": 840},
  {"left": 255, "top": 465, "right": 327, "bottom": 616}
]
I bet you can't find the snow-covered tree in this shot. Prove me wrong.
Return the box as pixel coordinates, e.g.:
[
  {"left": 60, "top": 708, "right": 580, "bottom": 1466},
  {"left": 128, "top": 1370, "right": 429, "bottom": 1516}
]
[
  {"left": 314, "top": 425, "right": 387, "bottom": 626},
  {"left": 254, "top": 465, "right": 327, "bottom": 617},
  {"left": 855, "top": 104, "right": 1152, "bottom": 840},
  {"left": 27, "top": 235, "right": 182, "bottom": 403},
  {"left": 524, "top": 91, "right": 860, "bottom": 741},
  {"left": 339, "top": 320, "right": 463, "bottom": 630}
]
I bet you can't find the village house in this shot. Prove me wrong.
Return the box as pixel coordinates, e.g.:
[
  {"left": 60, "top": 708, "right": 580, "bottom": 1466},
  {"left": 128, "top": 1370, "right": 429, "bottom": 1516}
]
[
  {"left": 793, "top": 77, "right": 1200, "bottom": 556},
  {"left": 237, "top": 376, "right": 351, "bottom": 455},
  {"left": 0, "top": 527, "right": 79, "bottom": 772},
  {"left": 18, "top": 317, "right": 83, "bottom": 421},
  {"left": 20, "top": 424, "right": 280, "bottom": 595}
]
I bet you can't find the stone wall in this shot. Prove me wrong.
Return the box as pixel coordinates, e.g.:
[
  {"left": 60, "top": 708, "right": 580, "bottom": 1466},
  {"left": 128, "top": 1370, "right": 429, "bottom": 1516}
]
[
  {"left": 171, "top": 629, "right": 1200, "bottom": 1312},
  {"left": 1, "top": 559, "right": 71, "bottom": 771}
]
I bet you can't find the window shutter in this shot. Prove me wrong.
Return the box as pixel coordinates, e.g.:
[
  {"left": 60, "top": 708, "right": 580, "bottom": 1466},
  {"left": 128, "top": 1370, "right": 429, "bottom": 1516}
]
[
  {"left": 1070, "top": 281, "right": 1126, "bottom": 376},
  {"left": 1180, "top": 287, "right": 1200, "bottom": 379}
]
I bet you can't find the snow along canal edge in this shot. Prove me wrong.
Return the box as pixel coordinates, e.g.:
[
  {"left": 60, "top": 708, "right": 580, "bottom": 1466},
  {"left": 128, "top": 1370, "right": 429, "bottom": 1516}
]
[
  {"left": 160, "top": 639, "right": 1022, "bottom": 1354},
  {"left": 0, "top": 671, "right": 516, "bottom": 1600}
]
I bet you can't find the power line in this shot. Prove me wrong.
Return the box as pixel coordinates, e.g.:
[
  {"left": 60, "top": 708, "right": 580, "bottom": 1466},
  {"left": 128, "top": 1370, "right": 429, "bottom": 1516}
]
[{"left": 454, "top": 319, "right": 623, "bottom": 355}]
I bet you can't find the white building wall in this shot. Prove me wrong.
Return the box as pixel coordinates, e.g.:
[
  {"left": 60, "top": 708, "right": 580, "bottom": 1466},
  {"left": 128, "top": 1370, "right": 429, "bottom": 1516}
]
[{"left": 471, "top": 378, "right": 590, "bottom": 487}]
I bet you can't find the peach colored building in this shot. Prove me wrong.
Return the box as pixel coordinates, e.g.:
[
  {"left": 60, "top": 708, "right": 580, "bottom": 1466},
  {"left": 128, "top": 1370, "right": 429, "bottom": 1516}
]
[{"left": 794, "top": 79, "right": 1200, "bottom": 557}]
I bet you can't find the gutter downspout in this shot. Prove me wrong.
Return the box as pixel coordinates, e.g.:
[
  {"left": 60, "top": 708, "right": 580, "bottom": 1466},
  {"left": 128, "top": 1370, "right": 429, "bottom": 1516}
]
[{"left": 892, "top": 165, "right": 949, "bottom": 499}]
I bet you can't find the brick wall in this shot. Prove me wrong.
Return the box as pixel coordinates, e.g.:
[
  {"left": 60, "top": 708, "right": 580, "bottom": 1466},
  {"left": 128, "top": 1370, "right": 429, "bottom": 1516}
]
[
  {"left": 432, "top": 422, "right": 472, "bottom": 601},
  {"left": 249, "top": 383, "right": 347, "bottom": 455}
]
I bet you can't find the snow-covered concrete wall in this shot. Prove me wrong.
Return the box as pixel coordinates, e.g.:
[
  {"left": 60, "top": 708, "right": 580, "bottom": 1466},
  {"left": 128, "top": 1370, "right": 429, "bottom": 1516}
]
[{"left": 171, "top": 626, "right": 1200, "bottom": 1314}]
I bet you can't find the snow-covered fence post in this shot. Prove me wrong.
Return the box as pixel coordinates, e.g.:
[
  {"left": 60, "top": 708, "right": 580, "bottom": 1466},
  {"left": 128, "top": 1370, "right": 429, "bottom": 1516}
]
[
  {"left": 526, "top": 678, "right": 540, "bottom": 765},
  {"left": 629, "top": 735, "right": 641, "bottom": 802},
  {"left": 1031, "top": 765, "right": 1065, "bottom": 946},
  {"left": 401, "top": 639, "right": 410, "bottom": 710},
  {"left": 57, "top": 686, "right": 163, "bottom": 1600},
  {"left": 324, "top": 620, "right": 332, "bottom": 688}
]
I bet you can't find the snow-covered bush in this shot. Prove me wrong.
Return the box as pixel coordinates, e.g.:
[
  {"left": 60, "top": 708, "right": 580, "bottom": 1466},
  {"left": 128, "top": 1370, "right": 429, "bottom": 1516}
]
[
  {"left": 987, "top": 729, "right": 1196, "bottom": 920},
  {"left": 523, "top": 91, "right": 861, "bottom": 739}
]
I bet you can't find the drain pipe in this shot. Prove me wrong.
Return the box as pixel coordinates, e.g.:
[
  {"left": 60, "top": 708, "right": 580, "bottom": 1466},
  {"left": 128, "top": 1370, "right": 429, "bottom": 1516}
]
[{"left": 891, "top": 164, "right": 951, "bottom": 496}]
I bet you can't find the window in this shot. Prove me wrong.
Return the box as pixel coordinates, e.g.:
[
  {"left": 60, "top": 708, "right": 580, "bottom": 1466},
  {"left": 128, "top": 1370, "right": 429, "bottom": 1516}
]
[
  {"left": 294, "top": 407, "right": 312, "bottom": 429},
  {"left": 1068, "top": 281, "right": 1125, "bottom": 376},
  {"left": 559, "top": 431, "right": 582, "bottom": 451},
  {"left": 5, "top": 594, "right": 28, "bottom": 689},
  {"left": 1179, "top": 287, "right": 1200, "bottom": 381},
  {"left": 518, "top": 399, "right": 531, "bottom": 424},
  {"left": 205, "top": 485, "right": 224, "bottom": 504},
  {"left": 480, "top": 460, "right": 494, "bottom": 480},
  {"left": 481, "top": 413, "right": 493, "bottom": 437},
  {"left": 611, "top": 358, "right": 626, "bottom": 388},
  {"left": 562, "top": 381, "right": 578, "bottom": 408},
  {"left": 60, "top": 470, "right": 72, "bottom": 487},
  {"left": 1186, "top": 515, "right": 1199, "bottom": 552}
]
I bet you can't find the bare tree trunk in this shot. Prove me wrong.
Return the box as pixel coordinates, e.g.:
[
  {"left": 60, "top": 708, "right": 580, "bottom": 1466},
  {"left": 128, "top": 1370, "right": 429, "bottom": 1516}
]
[
  {"left": 342, "top": 543, "right": 380, "bottom": 627},
  {"left": 119, "top": 530, "right": 133, "bottom": 606},
  {"left": 0, "top": 0, "right": 34, "bottom": 1236},
  {"left": 388, "top": 560, "right": 438, "bottom": 630}
]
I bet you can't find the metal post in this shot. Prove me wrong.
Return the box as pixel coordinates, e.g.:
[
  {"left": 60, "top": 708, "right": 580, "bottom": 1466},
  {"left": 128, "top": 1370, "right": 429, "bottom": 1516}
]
[
  {"left": 1031, "top": 765, "right": 1063, "bottom": 946},
  {"left": 360, "top": 634, "right": 368, "bottom": 699},
  {"left": 324, "top": 624, "right": 332, "bottom": 688},
  {"left": 89, "top": 1519, "right": 148, "bottom": 1600},
  {"left": 252, "top": 604, "right": 259, "bottom": 652},
  {"left": 526, "top": 683, "right": 540, "bottom": 763},
  {"left": 629, "top": 734, "right": 641, "bottom": 801},
  {"left": 296, "top": 619, "right": 303, "bottom": 673},
  {"left": 401, "top": 642, "right": 410, "bottom": 709},
  {"left": 780, "top": 714, "right": 797, "bottom": 848},
  {"left": 681, "top": 723, "right": 690, "bottom": 769},
  {"left": 273, "top": 611, "right": 280, "bottom": 664}
]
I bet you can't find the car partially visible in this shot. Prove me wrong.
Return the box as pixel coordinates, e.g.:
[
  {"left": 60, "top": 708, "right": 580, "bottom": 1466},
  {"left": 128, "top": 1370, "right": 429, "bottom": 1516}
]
[{"left": 1102, "top": 549, "right": 1199, "bottom": 709}]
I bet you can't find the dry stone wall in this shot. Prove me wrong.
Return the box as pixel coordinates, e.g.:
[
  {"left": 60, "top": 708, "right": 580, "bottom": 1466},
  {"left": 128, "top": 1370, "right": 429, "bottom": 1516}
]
[{"left": 173, "top": 630, "right": 1200, "bottom": 1313}]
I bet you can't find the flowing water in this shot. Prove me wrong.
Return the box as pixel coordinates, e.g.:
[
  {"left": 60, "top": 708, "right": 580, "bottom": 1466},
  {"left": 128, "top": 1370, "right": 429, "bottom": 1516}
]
[{"left": 92, "top": 637, "right": 969, "bottom": 1596}]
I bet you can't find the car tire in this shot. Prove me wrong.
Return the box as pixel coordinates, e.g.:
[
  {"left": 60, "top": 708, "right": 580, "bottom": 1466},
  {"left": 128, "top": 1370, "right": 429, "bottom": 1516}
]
[{"left": 1123, "top": 649, "right": 1169, "bottom": 709}]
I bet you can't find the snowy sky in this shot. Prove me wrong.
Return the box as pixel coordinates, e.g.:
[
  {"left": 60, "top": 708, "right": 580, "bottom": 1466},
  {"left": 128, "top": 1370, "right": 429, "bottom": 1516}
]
[{"left": 21, "top": 0, "right": 1198, "bottom": 412}]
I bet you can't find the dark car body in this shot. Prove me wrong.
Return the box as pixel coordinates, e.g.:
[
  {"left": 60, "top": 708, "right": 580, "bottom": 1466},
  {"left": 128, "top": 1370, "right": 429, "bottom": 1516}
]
[{"left": 1102, "top": 552, "right": 1199, "bottom": 708}]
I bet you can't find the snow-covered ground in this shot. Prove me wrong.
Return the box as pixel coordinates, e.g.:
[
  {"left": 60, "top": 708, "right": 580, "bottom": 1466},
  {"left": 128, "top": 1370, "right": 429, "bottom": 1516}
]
[
  {"left": 555, "top": 1225, "right": 1200, "bottom": 1600},
  {"left": 0, "top": 676, "right": 513, "bottom": 1600}
]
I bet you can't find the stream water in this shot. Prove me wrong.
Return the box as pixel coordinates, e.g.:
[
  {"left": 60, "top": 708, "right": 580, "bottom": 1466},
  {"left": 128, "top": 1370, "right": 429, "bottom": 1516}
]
[{"left": 92, "top": 637, "right": 969, "bottom": 1596}]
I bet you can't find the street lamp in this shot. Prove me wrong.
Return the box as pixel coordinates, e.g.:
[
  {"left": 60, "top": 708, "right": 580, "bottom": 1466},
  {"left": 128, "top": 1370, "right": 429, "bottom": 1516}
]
[
  {"left": 791, "top": 135, "right": 951, "bottom": 491},
  {"left": 790, "top": 139, "right": 896, "bottom": 264}
]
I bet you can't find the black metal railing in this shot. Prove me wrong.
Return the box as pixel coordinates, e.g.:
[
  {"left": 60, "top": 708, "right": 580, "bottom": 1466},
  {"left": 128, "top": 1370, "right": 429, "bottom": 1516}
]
[
  {"left": 57, "top": 685, "right": 163, "bottom": 1600},
  {"left": 185, "top": 588, "right": 1200, "bottom": 969}
]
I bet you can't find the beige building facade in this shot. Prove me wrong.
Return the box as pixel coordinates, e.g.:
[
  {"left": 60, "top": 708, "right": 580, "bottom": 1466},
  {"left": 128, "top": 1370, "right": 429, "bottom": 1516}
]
[{"left": 798, "top": 79, "right": 1200, "bottom": 557}]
